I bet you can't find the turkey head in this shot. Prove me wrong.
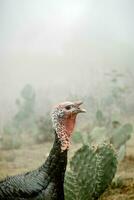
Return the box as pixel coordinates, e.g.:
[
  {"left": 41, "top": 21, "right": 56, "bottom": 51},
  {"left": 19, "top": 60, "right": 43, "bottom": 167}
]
[{"left": 52, "top": 101, "right": 86, "bottom": 151}]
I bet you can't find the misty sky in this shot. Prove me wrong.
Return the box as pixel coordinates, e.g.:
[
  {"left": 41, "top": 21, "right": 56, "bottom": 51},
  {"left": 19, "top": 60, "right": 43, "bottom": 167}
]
[{"left": 0, "top": 0, "right": 134, "bottom": 112}]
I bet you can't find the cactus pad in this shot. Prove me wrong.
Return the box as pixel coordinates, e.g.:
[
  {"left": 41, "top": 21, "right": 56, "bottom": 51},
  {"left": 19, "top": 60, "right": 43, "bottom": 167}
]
[{"left": 65, "top": 143, "right": 117, "bottom": 200}]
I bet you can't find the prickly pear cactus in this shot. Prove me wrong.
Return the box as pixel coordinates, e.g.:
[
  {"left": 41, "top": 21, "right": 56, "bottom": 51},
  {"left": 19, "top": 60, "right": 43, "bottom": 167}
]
[
  {"left": 110, "top": 123, "right": 133, "bottom": 149},
  {"left": 65, "top": 143, "right": 117, "bottom": 200},
  {"left": 88, "top": 126, "right": 108, "bottom": 145},
  {"left": 117, "top": 144, "right": 126, "bottom": 162}
]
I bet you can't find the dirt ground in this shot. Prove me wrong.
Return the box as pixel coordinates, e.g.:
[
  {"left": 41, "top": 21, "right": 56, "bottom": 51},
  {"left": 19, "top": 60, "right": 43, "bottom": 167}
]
[
  {"left": 0, "top": 135, "right": 134, "bottom": 200},
  {"left": 101, "top": 135, "right": 134, "bottom": 200}
]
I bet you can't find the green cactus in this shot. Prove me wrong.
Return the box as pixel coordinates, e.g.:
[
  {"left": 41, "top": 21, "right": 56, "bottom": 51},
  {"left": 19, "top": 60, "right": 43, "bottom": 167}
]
[
  {"left": 111, "top": 176, "right": 124, "bottom": 189},
  {"left": 117, "top": 144, "right": 126, "bottom": 162},
  {"left": 65, "top": 143, "right": 117, "bottom": 200},
  {"left": 88, "top": 126, "right": 108, "bottom": 145},
  {"left": 110, "top": 123, "right": 133, "bottom": 149}
]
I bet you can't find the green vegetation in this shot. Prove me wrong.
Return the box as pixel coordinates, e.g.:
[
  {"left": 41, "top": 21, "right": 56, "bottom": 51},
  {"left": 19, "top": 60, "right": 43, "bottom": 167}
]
[
  {"left": 0, "top": 68, "right": 133, "bottom": 200},
  {"left": 1, "top": 124, "right": 22, "bottom": 150},
  {"left": 13, "top": 84, "right": 36, "bottom": 134},
  {"left": 65, "top": 143, "right": 117, "bottom": 200},
  {"left": 110, "top": 123, "right": 133, "bottom": 149},
  {"left": 34, "top": 115, "right": 54, "bottom": 143}
]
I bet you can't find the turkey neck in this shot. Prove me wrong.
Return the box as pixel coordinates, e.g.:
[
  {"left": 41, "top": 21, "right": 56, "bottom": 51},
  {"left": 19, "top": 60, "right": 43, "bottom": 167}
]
[
  {"left": 39, "top": 132, "right": 67, "bottom": 199},
  {"left": 42, "top": 132, "right": 67, "bottom": 175},
  {"left": 53, "top": 115, "right": 76, "bottom": 151},
  {"left": 38, "top": 118, "right": 73, "bottom": 199}
]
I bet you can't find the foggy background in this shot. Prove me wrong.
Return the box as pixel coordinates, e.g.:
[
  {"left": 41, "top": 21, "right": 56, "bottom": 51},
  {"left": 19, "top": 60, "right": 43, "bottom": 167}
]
[
  {"left": 0, "top": 2, "right": 134, "bottom": 198},
  {"left": 0, "top": 0, "right": 134, "bottom": 123}
]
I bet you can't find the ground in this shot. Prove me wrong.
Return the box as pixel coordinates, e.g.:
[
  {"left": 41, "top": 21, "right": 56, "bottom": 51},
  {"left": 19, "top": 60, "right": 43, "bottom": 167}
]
[{"left": 0, "top": 134, "right": 134, "bottom": 200}]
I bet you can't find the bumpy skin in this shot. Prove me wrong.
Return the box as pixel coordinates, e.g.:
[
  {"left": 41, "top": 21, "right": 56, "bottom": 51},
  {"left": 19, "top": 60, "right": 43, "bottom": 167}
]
[
  {"left": 0, "top": 132, "right": 67, "bottom": 200},
  {"left": 65, "top": 144, "right": 117, "bottom": 200}
]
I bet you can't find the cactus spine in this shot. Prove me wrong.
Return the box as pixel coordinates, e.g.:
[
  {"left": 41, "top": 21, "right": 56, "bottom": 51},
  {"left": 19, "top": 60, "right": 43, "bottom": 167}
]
[{"left": 65, "top": 143, "right": 117, "bottom": 200}]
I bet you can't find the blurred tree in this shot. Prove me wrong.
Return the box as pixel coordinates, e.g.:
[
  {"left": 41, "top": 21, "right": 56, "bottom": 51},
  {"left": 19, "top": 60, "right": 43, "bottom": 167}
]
[
  {"left": 13, "top": 84, "right": 36, "bottom": 133},
  {"left": 104, "top": 70, "right": 129, "bottom": 112},
  {"left": 101, "top": 69, "right": 132, "bottom": 124},
  {"left": 34, "top": 115, "right": 53, "bottom": 143}
]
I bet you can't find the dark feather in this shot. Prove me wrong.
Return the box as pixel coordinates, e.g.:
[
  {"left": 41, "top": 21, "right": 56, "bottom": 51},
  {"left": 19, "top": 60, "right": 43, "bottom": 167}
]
[{"left": 0, "top": 133, "right": 67, "bottom": 200}]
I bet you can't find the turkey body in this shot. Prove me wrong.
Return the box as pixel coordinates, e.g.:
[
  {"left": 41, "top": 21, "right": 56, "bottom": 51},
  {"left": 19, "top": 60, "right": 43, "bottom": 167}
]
[
  {"left": 0, "top": 100, "right": 85, "bottom": 199},
  {"left": 0, "top": 133, "right": 67, "bottom": 200}
]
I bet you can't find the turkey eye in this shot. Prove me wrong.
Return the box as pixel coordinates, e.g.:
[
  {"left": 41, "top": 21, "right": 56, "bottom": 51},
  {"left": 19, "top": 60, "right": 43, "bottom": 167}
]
[{"left": 65, "top": 105, "right": 71, "bottom": 110}]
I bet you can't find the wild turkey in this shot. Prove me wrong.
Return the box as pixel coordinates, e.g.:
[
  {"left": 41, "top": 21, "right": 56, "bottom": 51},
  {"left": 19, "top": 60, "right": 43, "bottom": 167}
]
[{"left": 0, "top": 101, "right": 86, "bottom": 200}]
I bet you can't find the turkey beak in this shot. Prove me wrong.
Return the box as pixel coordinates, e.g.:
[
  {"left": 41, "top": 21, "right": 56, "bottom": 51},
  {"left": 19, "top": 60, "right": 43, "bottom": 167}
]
[{"left": 75, "top": 101, "right": 86, "bottom": 113}]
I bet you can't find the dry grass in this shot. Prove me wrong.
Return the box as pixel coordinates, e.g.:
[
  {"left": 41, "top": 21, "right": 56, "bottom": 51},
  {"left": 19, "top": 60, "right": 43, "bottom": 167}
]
[{"left": 101, "top": 178, "right": 134, "bottom": 200}]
